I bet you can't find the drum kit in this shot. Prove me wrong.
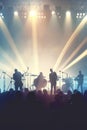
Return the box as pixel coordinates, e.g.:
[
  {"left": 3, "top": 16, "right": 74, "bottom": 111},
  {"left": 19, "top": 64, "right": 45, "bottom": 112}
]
[{"left": 62, "top": 77, "right": 73, "bottom": 93}]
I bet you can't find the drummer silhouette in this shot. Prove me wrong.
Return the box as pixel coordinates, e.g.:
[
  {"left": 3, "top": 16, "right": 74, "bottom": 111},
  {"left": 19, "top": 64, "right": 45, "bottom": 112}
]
[{"left": 34, "top": 72, "right": 47, "bottom": 91}]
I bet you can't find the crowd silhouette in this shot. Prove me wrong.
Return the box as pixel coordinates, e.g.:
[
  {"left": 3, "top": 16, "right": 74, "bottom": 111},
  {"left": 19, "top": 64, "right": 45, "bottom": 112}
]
[{"left": 0, "top": 88, "right": 87, "bottom": 130}]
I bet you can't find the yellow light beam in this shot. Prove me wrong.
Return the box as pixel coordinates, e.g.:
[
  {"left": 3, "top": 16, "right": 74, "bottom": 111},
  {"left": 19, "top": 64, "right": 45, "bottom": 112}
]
[
  {"left": 63, "top": 50, "right": 87, "bottom": 71},
  {"left": 32, "top": 17, "right": 39, "bottom": 74},
  {"left": 0, "top": 18, "right": 26, "bottom": 70},
  {"left": 53, "top": 15, "right": 87, "bottom": 71},
  {"left": 60, "top": 37, "right": 87, "bottom": 70}
]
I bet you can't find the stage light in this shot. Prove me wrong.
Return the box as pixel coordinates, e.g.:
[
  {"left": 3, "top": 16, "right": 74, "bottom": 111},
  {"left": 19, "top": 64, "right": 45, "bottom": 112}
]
[
  {"left": 0, "top": 13, "right": 3, "bottom": 16},
  {"left": 51, "top": 11, "right": 56, "bottom": 15},
  {"left": 0, "top": 13, "right": 4, "bottom": 19},
  {"left": 65, "top": 10, "right": 72, "bottom": 26},
  {"left": 66, "top": 11, "right": 71, "bottom": 17},
  {"left": 83, "top": 13, "right": 85, "bottom": 16},
  {"left": 29, "top": 10, "right": 37, "bottom": 17},
  {"left": 76, "top": 12, "right": 86, "bottom": 19},
  {"left": 80, "top": 13, "right": 82, "bottom": 16},
  {"left": 14, "top": 11, "right": 18, "bottom": 16},
  {"left": 77, "top": 13, "right": 79, "bottom": 16},
  {"left": 79, "top": 15, "right": 82, "bottom": 19},
  {"left": 76, "top": 16, "right": 79, "bottom": 19}
]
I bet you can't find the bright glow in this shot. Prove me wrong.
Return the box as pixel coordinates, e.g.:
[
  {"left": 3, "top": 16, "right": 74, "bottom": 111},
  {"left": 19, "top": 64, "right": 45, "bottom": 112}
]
[
  {"left": 77, "top": 13, "right": 79, "bottom": 16},
  {"left": 51, "top": 11, "right": 56, "bottom": 15},
  {"left": 0, "top": 13, "right": 3, "bottom": 17},
  {"left": 0, "top": 13, "right": 4, "bottom": 19},
  {"left": 14, "top": 11, "right": 18, "bottom": 16},
  {"left": 79, "top": 16, "right": 82, "bottom": 19},
  {"left": 53, "top": 15, "right": 87, "bottom": 71},
  {"left": 63, "top": 50, "right": 87, "bottom": 71},
  {"left": 80, "top": 13, "right": 82, "bottom": 16},
  {"left": 60, "top": 38, "right": 87, "bottom": 70},
  {"left": 66, "top": 11, "right": 71, "bottom": 17},
  {"left": 24, "top": 15, "right": 27, "bottom": 19},
  {"left": 65, "top": 10, "right": 72, "bottom": 24},
  {"left": 29, "top": 10, "right": 37, "bottom": 17},
  {"left": 83, "top": 13, "right": 86, "bottom": 16},
  {"left": 76, "top": 16, "right": 79, "bottom": 19}
]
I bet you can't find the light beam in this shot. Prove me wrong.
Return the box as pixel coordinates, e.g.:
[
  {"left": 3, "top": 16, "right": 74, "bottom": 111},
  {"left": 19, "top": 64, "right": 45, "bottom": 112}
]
[
  {"left": 31, "top": 17, "right": 39, "bottom": 74},
  {"left": 63, "top": 50, "right": 87, "bottom": 71},
  {"left": 0, "top": 18, "right": 26, "bottom": 70},
  {"left": 53, "top": 15, "right": 87, "bottom": 71},
  {"left": 60, "top": 37, "right": 87, "bottom": 70}
]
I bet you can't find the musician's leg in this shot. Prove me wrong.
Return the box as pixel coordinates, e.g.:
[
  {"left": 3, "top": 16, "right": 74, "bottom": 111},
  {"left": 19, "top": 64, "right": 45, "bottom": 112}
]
[
  {"left": 81, "top": 84, "right": 83, "bottom": 94},
  {"left": 20, "top": 86, "right": 22, "bottom": 91},
  {"left": 54, "top": 85, "right": 56, "bottom": 95},
  {"left": 77, "top": 84, "right": 79, "bottom": 91},
  {"left": 15, "top": 82, "right": 18, "bottom": 91},
  {"left": 15, "top": 86, "right": 18, "bottom": 91},
  {"left": 51, "top": 84, "right": 53, "bottom": 95},
  {"left": 54, "top": 82, "right": 57, "bottom": 95}
]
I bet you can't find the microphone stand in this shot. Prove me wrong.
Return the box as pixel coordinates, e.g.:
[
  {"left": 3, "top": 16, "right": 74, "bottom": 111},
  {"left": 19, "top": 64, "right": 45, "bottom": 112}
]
[{"left": 2, "top": 72, "right": 6, "bottom": 92}]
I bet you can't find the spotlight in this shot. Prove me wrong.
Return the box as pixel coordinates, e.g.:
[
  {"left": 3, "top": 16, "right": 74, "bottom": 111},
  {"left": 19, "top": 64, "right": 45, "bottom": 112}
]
[
  {"left": 51, "top": 11, "right": 56, "bottom": 15},
  {"left": 76, "top": 15, "right": 79, "bottom": 19},
  {"left": 80, "top": 13, "right": 82, "bottom": 16},
  {"left": 79, "top": 15, "right": 82, "bottom": 19},
  {"left": 77, "top": 13, "right": 79, "bottom": 16},
  {"left": 66, "top": 11, "right": 71, "bottom": 16},
  {"left": 14, "top": 11, "right": 18, "bottom": 16},
  {"left": 0, "top": 12, "right": 4, "bottom": 19},
  {"left": 29, "top": 10, "right": 37, "bottom": 17},
  {"left": 83, "top": 13, "right": 85, "bottom": 16}
]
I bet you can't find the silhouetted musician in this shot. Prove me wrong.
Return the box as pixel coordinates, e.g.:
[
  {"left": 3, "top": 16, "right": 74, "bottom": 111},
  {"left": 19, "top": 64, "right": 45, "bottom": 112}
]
[
  {"left": 34, "top": 72, "right": 47, "bottom": 90},
  {"left": 75, "top": 70, "right": 84, "bottom": 93},
  {"left": 13, "top": 69, "right": 23, "bottom": 91},
  {"left": 49, "top": 68, "right": 58, "bottom": 95}
]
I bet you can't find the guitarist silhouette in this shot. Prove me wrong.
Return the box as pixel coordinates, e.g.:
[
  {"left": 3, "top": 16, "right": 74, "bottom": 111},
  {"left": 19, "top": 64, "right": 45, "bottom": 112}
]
[
  {"left": 75, "top": 71, "right": 84, "bottom": 93},
  {"left": 13, "top": 69, "right": 23, "bottom": 91}
]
